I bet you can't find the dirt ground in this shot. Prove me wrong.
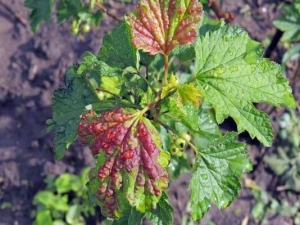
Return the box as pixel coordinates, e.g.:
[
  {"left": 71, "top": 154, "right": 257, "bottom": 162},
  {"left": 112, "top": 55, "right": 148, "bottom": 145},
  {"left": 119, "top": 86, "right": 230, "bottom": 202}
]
[{"left": 0, "top": 0, "right": 298, "bottom": 225}]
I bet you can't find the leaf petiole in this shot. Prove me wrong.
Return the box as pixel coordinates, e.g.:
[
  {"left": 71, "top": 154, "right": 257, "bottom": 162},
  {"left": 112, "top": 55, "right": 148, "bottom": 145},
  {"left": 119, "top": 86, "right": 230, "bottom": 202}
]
[{"left": 154, "top": 118, "right": 199, "bottom": 154}]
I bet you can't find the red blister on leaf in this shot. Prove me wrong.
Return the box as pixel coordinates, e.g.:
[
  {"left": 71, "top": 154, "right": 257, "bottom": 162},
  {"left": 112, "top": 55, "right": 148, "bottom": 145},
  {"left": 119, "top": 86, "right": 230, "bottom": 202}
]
[
  {"left": 78, "top": 108, "right": 170, "bottom": 218},
  {"left": 127, "top": 0, "right": 203, "bottom": 56}
]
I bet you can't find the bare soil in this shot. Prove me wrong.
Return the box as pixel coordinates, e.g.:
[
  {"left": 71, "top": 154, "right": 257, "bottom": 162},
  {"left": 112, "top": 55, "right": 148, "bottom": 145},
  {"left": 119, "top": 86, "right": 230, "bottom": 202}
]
[{"left": 0, "top": 1, "right": 298, "bottom": 225}]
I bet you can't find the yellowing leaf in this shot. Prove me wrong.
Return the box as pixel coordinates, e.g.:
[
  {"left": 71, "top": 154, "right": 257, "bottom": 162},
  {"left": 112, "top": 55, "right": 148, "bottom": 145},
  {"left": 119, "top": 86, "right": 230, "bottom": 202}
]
[
  {"left": 127, "top": 0, "right": 203, "bottom": 56},
  {"left": 177, "top": 83, "right": 202, "bottom": 107}
]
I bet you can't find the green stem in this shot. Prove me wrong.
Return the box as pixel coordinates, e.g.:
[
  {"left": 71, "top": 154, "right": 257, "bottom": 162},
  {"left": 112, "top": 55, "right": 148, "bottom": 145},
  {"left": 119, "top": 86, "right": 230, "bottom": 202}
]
[
  {"left": 163, "top": 55, "right": 169, "bottom": 86},
  {"left": 154, "top": 118, "right": 198, "bottom": 154}
]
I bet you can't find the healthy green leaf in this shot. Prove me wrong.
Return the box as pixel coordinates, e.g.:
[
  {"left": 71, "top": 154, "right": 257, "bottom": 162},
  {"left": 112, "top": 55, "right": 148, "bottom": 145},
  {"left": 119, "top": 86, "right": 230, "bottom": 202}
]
[
  {"left": 195, "top": 25, "right": 296, "bottom": 146},
  {"left": 46, "top": 67, "right": 99, "bottom": 159},
  {"left": 112, "top": 207, "right": 145, "bottom": 225},
  {"left": 98, "top": 23, "right": 138, "bottom": 69},
  {"left": 146, "top": 192, "right": 174, "bottom": 225},
  {"left": 33, "top": 191, "right": 55, "bottom": 208},
  {"left": 127, "top": 0, "right": 203, "bottom": 56},
  {"left": 57, "top": 0, "right": 82, "bottom": 22},
  {"left": 78, "top": 52, "right": 123, "bottom": 77},
  {"left": 189, "top": 132, "right": 252, "bottom": 221},
  {"left": 25, "top": 0, "right": 54, "bottom": 32},
  {"left": 36, "top": 210, "right": 53, "bottom": 225},
  {"left": 273, "top": 2, "right": 300, "bottom": 42}
]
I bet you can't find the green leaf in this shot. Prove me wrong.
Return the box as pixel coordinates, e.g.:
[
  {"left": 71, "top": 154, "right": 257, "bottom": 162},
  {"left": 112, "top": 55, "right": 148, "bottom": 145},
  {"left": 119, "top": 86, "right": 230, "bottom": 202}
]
[
  {"left": 146, "top": 192, "right": 174, "bottom": 225},
  {"left": 78, "top": 52, "right": 122, "bottom": 77},
  {"left": 66, "top": 204, "right": 84, "bottom": 224},
  {"left": 55, "top": 173, "right": 81, "bottom": 194},
  {"left": 25, "top": 0, "right": 54, "bottom": 32},
  {"left": 33, "top": 191, "right": 55, "bottom": 208},
  {"left": 46, "top": 67, "right": 99, "bottom": 159},
  {"left": 177, "top": 83, "right": 202, "bottom": 107},
  {"left": 98, "top": 23, "right": 138, "bottom": 69},
  {"left": 273, "top": 3, "right": 300, "bottom": 42},
  {"left": 36, "top": 210, "right": 53, "bottom": 225},
  {"left": 195, "top": 25, "right": 296, "bottom": 146},
  {"left": 112, "top": 207, "right": 145, "bottom": 225},
  {"left": 57, "top": 0, "right": 82, "bottom": 23},
  {"left": 189, "top": 132, "right": 252, "bottom": 221}
]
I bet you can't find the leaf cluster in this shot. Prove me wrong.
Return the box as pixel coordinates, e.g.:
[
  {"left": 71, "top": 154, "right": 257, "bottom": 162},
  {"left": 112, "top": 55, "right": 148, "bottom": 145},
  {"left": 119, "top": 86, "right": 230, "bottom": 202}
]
[
  {"left": 46, "top": 0, "right": 296, "bottom": 223},
  {"left": 32, "top": 168, "right": 94, "bottom": 225},
  {"left": 25, "top": 0, "right": 103, "bottom": 33}
]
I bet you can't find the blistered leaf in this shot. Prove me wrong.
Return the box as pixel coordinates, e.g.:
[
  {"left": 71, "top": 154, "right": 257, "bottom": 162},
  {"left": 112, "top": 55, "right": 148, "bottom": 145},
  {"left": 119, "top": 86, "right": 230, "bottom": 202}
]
[
  {"left": 195, "top": 25, "right": 296, "bottom": 146},
  {"left": 189, "top": 132, "right": 252, "bottom": 220},
  {"left": 78, "top": 109, "right": 170, "bottom": 218},
  {"left": 127, "top": 0, "right": 203, "bottom": 56},
  {"left": 25, "top": 0, "right": 54, "bottom": 32}
]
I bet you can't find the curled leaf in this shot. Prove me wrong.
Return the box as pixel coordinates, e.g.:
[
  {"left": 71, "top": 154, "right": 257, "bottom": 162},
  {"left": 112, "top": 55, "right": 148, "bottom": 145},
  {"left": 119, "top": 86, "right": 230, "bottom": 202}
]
[
  {"left": 78, "top": 108, "right": 170, "bottom": 218},
  {"left": 127, "top": 0, "right": 203, "bottom": 56}
]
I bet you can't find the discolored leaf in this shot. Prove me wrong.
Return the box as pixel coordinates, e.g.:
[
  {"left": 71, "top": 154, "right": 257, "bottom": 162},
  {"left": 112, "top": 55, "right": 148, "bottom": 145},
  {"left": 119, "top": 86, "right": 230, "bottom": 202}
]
[
  {"left": 127, "top": 0, "right": 203, "bottom": 56},
  {"left": 78, "top": 108, "right": 170, "bottom": 218}
]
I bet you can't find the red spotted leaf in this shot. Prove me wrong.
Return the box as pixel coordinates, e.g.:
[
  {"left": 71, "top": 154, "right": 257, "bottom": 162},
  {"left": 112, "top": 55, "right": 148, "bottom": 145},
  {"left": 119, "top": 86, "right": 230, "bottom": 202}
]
[
  {"left": 127, "top": 0, "right": 203, "bottom": 56},
  {"left": 78, "top": 108, "right": 170, "bottom": 218}
]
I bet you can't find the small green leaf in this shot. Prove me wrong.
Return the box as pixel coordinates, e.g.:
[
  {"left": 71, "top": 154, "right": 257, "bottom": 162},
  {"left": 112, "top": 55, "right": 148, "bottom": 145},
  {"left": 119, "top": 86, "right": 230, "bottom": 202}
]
[
  {"left": 25, "top": 0, "right": 54, "bottom": 32},
  {"left": 146, "top": 192, "right": 174, "bottom": 225},
  {"left": 78, "top": 52, "right": 122, "bottom": 77},
  {"left": 36, "top": 210, "right": 53, "bottom": 225},
  {"left": 98, "top": 23, "right": 138, "bottom": 69},
  {"left": 57, "top": 0, "right": 82, "bottom": 23},
  {"left": 46, "top": 67, "right": 98, "bottom": 159},
  {"left": 177, "top": 83, "right": 202, "bottom": 107},
  {"left": 189, "top": 132, "right": 252, "bottom": 221},
  {"left": 112, "top": 207, "right": 145, "bottom": 225},
  {"left": 66, "top": 204, "right": 84, "bottom": 224},
  {"left": 273, "top": 2, "right": 300, "bottom": 42},
  {"left": 195, "top": 25, "right": 296, "bottom": 146},
  {"left": 33, "top": 191, "right": 55, "bottom": 208},
  {"left": 55, "top": 173, "right": 81, "bottom": 194}
]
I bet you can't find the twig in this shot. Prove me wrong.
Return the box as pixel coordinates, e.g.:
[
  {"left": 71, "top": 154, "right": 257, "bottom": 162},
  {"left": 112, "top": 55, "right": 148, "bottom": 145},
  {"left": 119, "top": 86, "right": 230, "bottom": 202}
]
[
  {"left": 208, "top": 0, "right": 235, "bottom": 23},
  {"left": 94, "top": 2, "right": 122, "bottom": 22},
  {"left": 263, "top": 29, "right": 283, "bottom": 59}
]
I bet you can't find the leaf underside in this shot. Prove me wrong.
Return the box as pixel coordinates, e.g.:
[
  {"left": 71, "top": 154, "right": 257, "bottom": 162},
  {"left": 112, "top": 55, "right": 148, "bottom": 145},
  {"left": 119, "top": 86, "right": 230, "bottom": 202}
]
[
  {"left": 78, "top": 109, "right": 170, "bottom": 218},
  {"left": 127, "top": 0, "right": 203, "bottom": 55}
]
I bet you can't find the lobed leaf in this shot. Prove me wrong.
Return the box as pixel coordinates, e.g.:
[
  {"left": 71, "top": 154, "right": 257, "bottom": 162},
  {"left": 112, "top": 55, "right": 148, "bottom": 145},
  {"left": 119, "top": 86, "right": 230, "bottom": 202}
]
[
  {"left": 195, "top": 25, "right": 296, "bottom": 146},
  {"left": 127, "top": 0, "right": 203, "bottom": 56},
  {"left": 146, "top": 191, "right": 174, "bottom": 225},
  {"left": 46, "top": 67, "right": 99, "bottom": 159},
  {"left": 189, "top": 132, "right": 252, "bottom": 220},
  {"left": 78, "top": 108, "right": 170, "bottom": 218},
  {"left": 25, "top": 0, "right": 54, "bottom": 32},
  {"left": 98, "top": 23, "right": 138, "bottom": 69}
]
